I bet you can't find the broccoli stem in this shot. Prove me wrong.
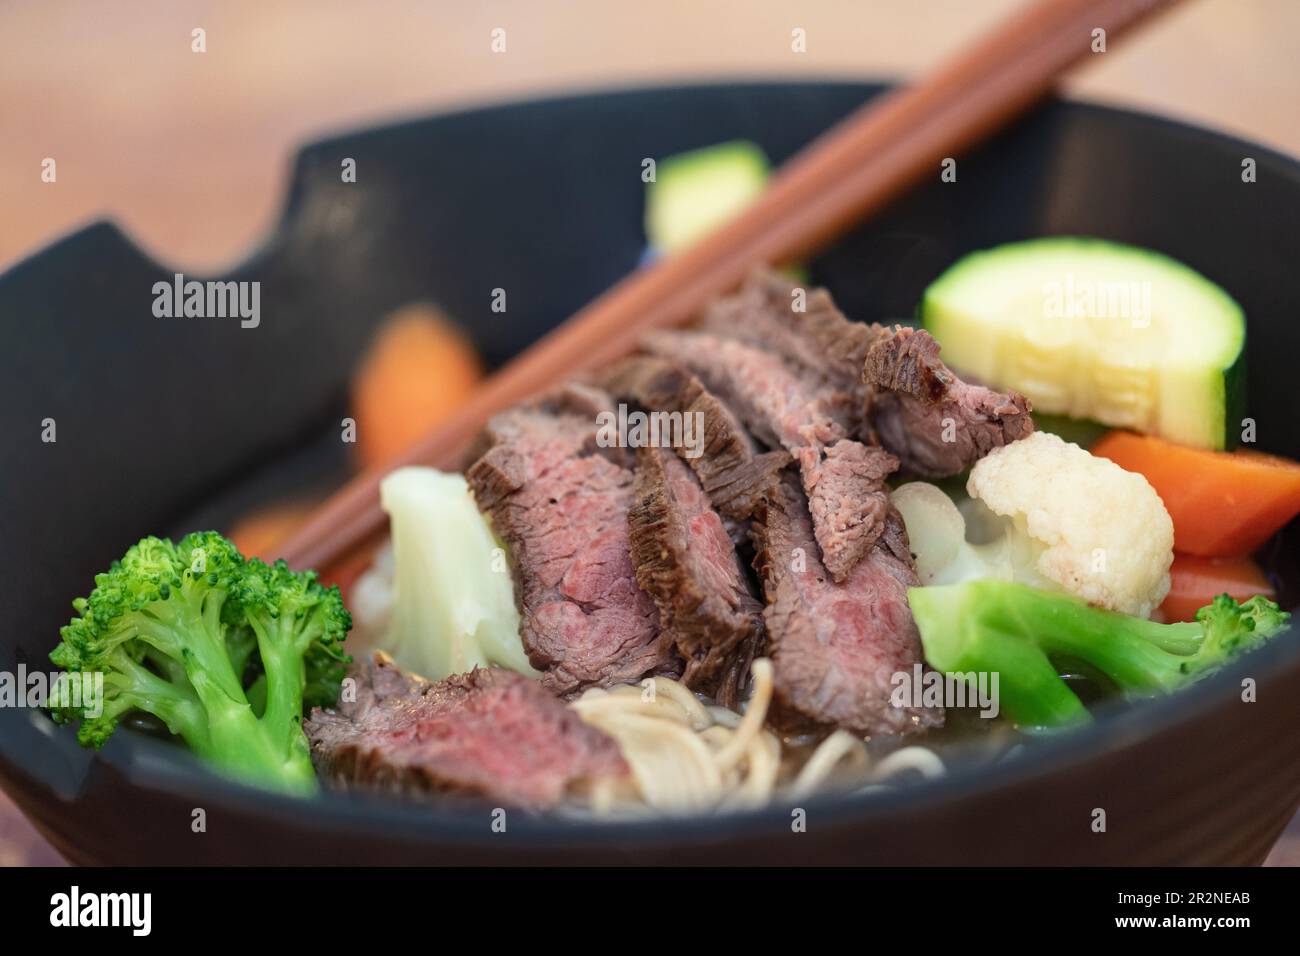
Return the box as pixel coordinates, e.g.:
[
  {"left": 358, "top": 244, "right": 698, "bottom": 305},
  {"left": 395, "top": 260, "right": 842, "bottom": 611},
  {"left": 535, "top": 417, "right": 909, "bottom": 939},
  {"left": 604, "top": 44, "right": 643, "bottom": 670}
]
[
  {"left": 136, "top": 610, "right": 316, "bottom": 793},
  {"left": 135, "top": 593, "right": 244, "bottom": 706},
  {"left": 104, "top": 648, "right": 209, "bottom": 749},
  {"left": 250, "top": 618, "right": 314, "bottom": 781},
  {"left": 908, "top": 579, "right": 1281, "bottom": 728},
  {"left": 908, "top": 582, "right": 1092, "bottom": 726}
]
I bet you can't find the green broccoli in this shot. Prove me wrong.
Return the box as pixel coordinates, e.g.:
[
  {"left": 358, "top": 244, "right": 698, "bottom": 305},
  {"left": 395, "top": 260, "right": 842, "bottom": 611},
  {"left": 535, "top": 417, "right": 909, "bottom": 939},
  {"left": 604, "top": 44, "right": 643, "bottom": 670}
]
[
  {"left": 49, "top": 532, "right": 351, "bottom": 794},
  {"left": 909, "top": 580, "right": 1290, "bottom": 728}
]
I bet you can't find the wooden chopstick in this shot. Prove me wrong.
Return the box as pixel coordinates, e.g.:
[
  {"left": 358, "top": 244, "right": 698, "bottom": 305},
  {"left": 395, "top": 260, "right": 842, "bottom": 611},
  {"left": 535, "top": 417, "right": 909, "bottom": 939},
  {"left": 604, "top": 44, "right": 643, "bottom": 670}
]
[{"left": 280, "top": 0, "right": 1182, "bottom": 573}]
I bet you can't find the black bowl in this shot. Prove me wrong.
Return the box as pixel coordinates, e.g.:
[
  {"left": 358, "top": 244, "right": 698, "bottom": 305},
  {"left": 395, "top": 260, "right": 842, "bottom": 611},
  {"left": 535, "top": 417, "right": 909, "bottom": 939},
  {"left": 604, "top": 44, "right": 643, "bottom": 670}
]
[{"left": 2, "top": 82, "right": 1298, "bottom": 865}]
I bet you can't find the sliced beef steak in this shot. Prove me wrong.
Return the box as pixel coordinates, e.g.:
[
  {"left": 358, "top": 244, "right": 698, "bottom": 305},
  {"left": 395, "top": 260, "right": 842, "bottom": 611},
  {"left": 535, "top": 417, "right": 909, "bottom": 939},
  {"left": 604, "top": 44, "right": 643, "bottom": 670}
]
[
  {"left": 306, "top": 655, "right": 628, "bottom": 808},
  {"left": 467, "top": 387, "right": 676, "bottom": 695},
  {"left": 600, "top": 354, "right": 789, "bottom": 523},
  {"left": 863, "top": 325, "right": 1033, "bottom": 478},
  {"left": 804, "top": 440, "right": 899, "bottom": 586},
  {"left": 645, "top": 329, "right": 857, "bottom": 445},
  {"left": 628, "top": 445, "right": 764, "bottom": 707},
  {"left": 702, "top": 267, "right": 877, "bottom": 398},
  {"left": 751, "top": 479, "right": 942, "bottom": 736},
  {"left": 645, "top": 330, "right": 893, "bottom": 581},
  {"left": 701, "top": 269, "right": 1032, "bottom": 478},
  {"left": 466, "top": 382, "right": 627, "bottom": 505}
]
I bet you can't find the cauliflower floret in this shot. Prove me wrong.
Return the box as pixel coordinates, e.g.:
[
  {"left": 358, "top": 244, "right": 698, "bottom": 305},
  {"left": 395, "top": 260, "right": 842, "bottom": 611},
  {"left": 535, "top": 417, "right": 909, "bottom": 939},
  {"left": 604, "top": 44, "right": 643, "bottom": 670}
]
[
  {"left": 966, "top": 432, "right": 1173, "bottom": 617},
  {"left": 892, "top": 482, "right": 1024, "bottom": 588},
  {"left": 360, "top": 467, "right": 538, "bottom": 681}
]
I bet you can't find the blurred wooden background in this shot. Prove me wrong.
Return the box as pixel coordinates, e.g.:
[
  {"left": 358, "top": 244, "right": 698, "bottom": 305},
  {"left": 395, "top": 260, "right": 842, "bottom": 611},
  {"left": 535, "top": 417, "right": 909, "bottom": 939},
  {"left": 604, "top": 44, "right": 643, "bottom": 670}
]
[
  {"left": 1, "top": 0, "right": 1296, "bottom": 865},
  {"left": 4, "top": 0, "right": 1299, "bottom": 273}
]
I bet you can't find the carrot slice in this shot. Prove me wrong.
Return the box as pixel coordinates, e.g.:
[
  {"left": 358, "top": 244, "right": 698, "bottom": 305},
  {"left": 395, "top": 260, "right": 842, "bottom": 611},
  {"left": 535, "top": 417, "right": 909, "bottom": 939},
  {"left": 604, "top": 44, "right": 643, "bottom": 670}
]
[
  {"left": 1159, "top": 552, "right": 1275, "bottom": 623},
  {"left": 227, "top": 501, "right": 317, "bottom": 562},
  {"left": 352, "top": 304, "right": 483, "bottom": 470},
  {"left": 1092, "top": 430, "right": 1300, "bottom": 556}
]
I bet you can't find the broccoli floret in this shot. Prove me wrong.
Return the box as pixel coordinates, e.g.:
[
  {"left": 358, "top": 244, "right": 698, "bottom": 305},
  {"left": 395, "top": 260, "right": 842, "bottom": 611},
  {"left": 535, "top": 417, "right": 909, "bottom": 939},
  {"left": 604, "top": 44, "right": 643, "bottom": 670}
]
[
  {"left": 909, "top": 580, "right": 1289, "bottom": 728},
  {"left": 236, "top": 557, "right": 350, "bottom": 774},
  {"left": 49, "top": 532, "right": 351, "bottom": 794}
]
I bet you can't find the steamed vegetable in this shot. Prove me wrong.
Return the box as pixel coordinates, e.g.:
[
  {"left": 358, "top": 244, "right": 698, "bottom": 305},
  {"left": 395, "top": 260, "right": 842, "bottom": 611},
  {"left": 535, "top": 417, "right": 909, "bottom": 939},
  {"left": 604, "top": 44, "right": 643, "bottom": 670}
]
[
  {"left": 921, "top": 237, "right": 1245, "bottom": 449},
  {"left": 353, "top": 304, "right": 483, "bottom": 469},
  {"left": 1161, "top": 553, "right": 1275, "bottom": 623},
  {"left": 1092, "top": 430, "right": 1300, "bottom": 556},
  {"left": 375, "top": 467, "right": 536, "bottom": 681},
  {"left": 645, "top": 141, "right": 769, "bottom": 253},
  {"left": 910, "top": 580, "right": 1290, "bottom": 727},
  {"left": 894, "top": 432, "right": 1174, "bottom": 618},
  {"left": 892, "top": 481, "right": 1025, "bottom": 585},
  {"left": 49, "top": 532, "right": 350, "bottom": 794},
  {"left": 227, "top": 500, "right": 315, "bottom": 561}
]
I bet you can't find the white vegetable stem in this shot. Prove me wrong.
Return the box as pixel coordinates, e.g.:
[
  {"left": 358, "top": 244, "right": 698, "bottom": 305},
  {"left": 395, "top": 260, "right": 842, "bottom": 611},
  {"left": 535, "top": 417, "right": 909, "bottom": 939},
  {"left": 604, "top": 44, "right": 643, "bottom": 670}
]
[
  {"left": 894, "top": 432, "right": 1174, "bottom": 619},
  {"left": 892, "top": 481, "right": 1032, "bottom": 588},
  {"left": 378, "top": 467, "right": 537, "bottom": 681}
]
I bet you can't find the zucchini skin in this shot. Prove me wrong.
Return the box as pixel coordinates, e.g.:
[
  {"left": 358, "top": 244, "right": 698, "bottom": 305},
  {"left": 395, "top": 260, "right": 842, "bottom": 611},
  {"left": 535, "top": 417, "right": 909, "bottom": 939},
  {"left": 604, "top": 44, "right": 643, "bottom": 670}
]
[
  {"left": 1222, "top": 345, "right": 1246, "bottom": 451},
  {"left": 919, "top": 237, "right": 1245, "bottom": 451}
]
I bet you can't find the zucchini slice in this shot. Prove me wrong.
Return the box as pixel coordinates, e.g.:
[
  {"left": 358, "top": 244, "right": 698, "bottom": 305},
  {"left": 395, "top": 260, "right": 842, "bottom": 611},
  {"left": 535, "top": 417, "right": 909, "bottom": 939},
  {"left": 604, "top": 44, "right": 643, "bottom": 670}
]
[
  {"left": 921, "top": 237, "right": 1245, "bottom": 450},
  {"left": 645, "top": 141, "right": 769, "bottom": 253}
]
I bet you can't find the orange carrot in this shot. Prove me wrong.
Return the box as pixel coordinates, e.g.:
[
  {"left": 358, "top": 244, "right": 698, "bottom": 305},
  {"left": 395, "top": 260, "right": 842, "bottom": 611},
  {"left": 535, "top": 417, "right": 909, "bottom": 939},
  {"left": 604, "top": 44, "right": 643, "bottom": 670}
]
[
  {"left": 227, "top": 502, "right": 317, "bottom": 562},
  {"left": 1159, "top": 552, "right": 1275, "bottom": 623},
  {"left": 1092, "top": 430, "right": 1300, "bottom": 556},
  {"left": 352, "top": 304, "right": 483, "bottom": 470}
]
